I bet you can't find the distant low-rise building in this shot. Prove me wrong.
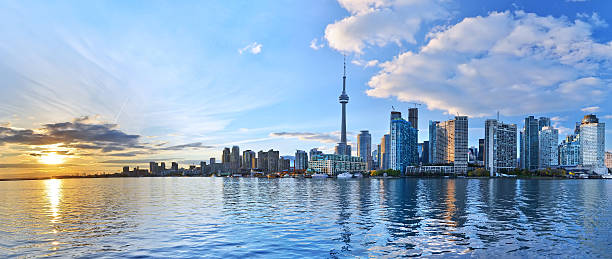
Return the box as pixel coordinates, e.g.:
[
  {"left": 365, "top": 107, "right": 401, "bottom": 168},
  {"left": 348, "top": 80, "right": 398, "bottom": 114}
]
[
  {"left": 606, "top": 152, "right": 612, "bottom": 169},
  {"left": 308, "top": 154, "right": 366, "bottom": 176}
]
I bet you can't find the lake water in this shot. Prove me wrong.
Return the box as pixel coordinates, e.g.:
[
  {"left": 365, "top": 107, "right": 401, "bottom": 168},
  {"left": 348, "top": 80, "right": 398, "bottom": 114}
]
[{"left": 1, "top": 177, "right": 611, "bottom": 258}]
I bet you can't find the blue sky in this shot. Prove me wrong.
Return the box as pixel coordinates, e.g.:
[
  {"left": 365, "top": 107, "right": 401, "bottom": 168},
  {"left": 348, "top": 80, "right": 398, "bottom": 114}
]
[{"left": 0, "top": 0, "right": 611, "bottom": 177}]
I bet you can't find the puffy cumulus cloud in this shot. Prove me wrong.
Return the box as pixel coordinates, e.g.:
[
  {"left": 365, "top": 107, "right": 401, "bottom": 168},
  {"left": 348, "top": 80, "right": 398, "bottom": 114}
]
[
  {"left": 238, "top": 42, "right": 262, "bottom": 55},
  {"left": 366, "top": 11, "right": 612, "bottom": 117},
  {"left": 325, "top": 0, "right": 449, "bottom": 54},
  {"left": 270, "top": 132, "right": 339, "bottom": 143}
]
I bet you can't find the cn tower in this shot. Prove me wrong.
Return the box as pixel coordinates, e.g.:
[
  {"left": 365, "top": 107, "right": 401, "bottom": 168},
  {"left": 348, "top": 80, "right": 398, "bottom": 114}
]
[{"left": 335, "top": 57, "right": 351, "bottom": 156}]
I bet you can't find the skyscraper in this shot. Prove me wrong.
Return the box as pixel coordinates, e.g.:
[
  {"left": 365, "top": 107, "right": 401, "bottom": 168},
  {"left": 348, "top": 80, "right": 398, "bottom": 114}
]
[
  {"left": 478, "top": 139, "right": 484, "bottom": 162},
  {"left": 520, "top": 116, "right": 541, "bottom": 171},
  {"left": 539, "top": 126, "right": 559, "bottom": 169},
  {"left": 357, "top": 130, "right": 372, "bottom": 170},
  {"left": 380, "top": 134, "right": 390, "bottom": 169},
  {"left": 295, "top": 150, "right": 308, "bottom": 170},
  {"left": 579, "top": 114, "right": 606, "bottom": 174},
  {"left": 390, "top": 111, "right": 418, "bottom": 173},
  {"left": 421, "top": 140, "right": 429, "bottom": 165},
  {"left": 559, "top": 134, "right": 580, "bottom": 166},
  {"left": 429, "top": 116, "right": 469, "bottom": 172},
  {"left": 257, "top": 150, "right": 268, "bottom": 172},
  {"left": 243, "top": 150, "right": 256, "bottom": 169},
  {"left": 267, "top": 149, "right": 280, "bottom": 173},
  {"left": 605, "top": 152, "right": 612, "bottom": 169},
  {"left": 335, "top": 58, "right": 351, "bottom": 156},
  {"left": 230, "top": 146, "right": 240, "bottom": 172},
  {"left": 222, "top": 147, "right": 231, "bottom": 171},
  {"left": 484, "top": 119, "right": 517, "bottom": 176},
  {"left": 408, "top": 108, "right": 418, "bottom": 130}
]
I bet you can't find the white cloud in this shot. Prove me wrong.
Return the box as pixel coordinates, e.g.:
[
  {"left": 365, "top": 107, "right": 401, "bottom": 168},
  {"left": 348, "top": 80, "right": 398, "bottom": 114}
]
[
  {"left": 324, "top": 0, "right": 449, "bottom": 54},
  {"left": 581, "top": 106, "right": 600, "bottom": 112},
  {"left": 603, "top": 115, "right": 612, "bottom": 119},
  {"left": 352, "top": 59, "right": 379, "bottom": 67},
  {"left": 238, "top": 42, "right": 262, "bottom": 55},
  {"left": 309, "top": 38, "right": 325, "bottom": 50},
  {"left": 365, "top": 11, "right": 612, "bottom": 117}
]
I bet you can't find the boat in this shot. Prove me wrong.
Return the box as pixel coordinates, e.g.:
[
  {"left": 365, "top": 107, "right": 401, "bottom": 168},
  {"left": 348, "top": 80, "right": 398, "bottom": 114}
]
[
  {"left": 352, "top": 173, "right": 363, "bottom": 178},
  {"left": 311, "top": 173, "right": 329, "bottom": 178},
  {"left": 602, "top": 174, "right": 612, "bottom": 179},
  {"left": 337, "top": 172, "right": 352, "bottom": 179}
]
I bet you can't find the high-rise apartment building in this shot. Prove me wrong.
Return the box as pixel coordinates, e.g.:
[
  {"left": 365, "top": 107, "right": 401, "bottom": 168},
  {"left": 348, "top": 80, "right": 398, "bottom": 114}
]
[
  {"left": 559, "top": 134, "right": 580, "bottom": 166},
  {"left": 222, "top": 147, "right": 231, "bottom": 171},
  {"left": 243, "top": 150, "right": 256, "bottom": 169},
  {"left": 478, "top": 139, "right": 484, "bottom": 162},
  {"left": 421, "top": 140, "right": 430, "bottom": 165},
  {"left": 390, "top": 112, "right": 418, "bottom": 173},
  {"left": 257, "top": 150, "right": 268, "bottom": 172},
  {"left": 520, "top": 116, "right": 543, "bottom": 171},
  {"left": 267, "top": 149, "right": 280, "bottom": 173},
  {"left": 357, "top": 130, "right": 372, "bottom": 170},
  {"left": 429, "top": 116, "right": 469, "bottom": 173},
  {"left": 408, "top": 108, "right": 418, "bottom": 130},
  {"left": 230, "top": 146, "right": 240, "bottom": 172},
  {"left": 380, "top": 134, "right": 390, "bottom": 169},
  {"left": 579, "top": 114, "right": 606, "bottom": 173},
  {"left": 539, "top": 126, "right": 559, "bottom": 169},
  {"left": 295, "top": 150, "right": 308, "bottom": 170}
]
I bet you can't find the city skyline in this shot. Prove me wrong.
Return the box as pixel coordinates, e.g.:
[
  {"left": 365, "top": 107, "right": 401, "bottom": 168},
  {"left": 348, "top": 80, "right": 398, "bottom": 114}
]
[{"left": 1, "top": 0, "right": 612, "bottom": 178}]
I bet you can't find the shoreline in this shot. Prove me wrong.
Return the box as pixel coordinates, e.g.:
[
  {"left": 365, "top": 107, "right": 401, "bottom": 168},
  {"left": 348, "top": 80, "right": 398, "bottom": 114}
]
[{"left": 0, "top": 174, "right": 605, "bottom": 182}]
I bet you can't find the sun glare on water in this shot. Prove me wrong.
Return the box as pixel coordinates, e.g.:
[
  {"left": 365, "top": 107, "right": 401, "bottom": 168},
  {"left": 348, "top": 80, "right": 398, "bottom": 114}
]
[{"left": 39, "top": 152, "right": 66, "bottom": 165}]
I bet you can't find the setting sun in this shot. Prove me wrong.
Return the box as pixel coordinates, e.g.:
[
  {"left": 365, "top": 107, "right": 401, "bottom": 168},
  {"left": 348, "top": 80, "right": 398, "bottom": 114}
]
[{"left": 39, "top": 153, "right": 66, "bottom": 165}]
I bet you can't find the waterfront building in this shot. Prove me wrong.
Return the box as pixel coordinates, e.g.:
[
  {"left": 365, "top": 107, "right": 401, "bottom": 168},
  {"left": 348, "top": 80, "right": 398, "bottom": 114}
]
[
  {"left": 279, "top": 157, "right": 291, "bottom": 171},
  {"left": 230, "top": 146, "right": 240, "bottom": 172},
  {"left": 357, "top": 130, "right": 372, "bottom": 170},
  {"left": 579, "top": 114, "right": 606, "bottom": 174},
  {"left": 429, "top": 116, "right": 469, "bottom": 173},
  {"left": 468, "top": 146, "right": 478, "bottom": 163},
  {"left": 295, "top": 150, "right": 308, "bottom": 170},
  {"left": 428, "top": 121, "right": 446, "bottom": 164},
  {"left": 372, "top": 148, "right": 379, "bottom": 170},
  {"left": 309, "top": 148, "right": 323, "bottom": 160},
  {"left": 171, "top": 162, "right": 178, "bottom": 171},
  {"left": 559, "top": 135, "right": 580, "bottom": 166},
  {"left": 149, "top": 162, "right": 159, "bottom": 175},
  {"left": 200, "top": 161, "right": 209, "bottom": 175},
  {"left": 606, "top": 152, "right": 612, "bottom": 169},
  {"left": 267, "top": 149, "right": 280, "bottom": 173},
  {"left": 243, "top": 150, "right": 256, "bottom": 169},
  {"left": 390, "top": 111, "right": 418, "bottom": 173},
  {"left": 478, "top": 139, "right": 484, "bottom": 162},
  {"left": 222, "top": 147, "right": 231, "bottom": 171},
  {"left": 209, "top": 158, "right": 215, "bottom": 166},
  {"left": 257, "top": 150, "right": 268, "bottom": 172},
  {"left": 380, "top": 134, "right": 390, "bottom": 169},
  {"left": 308, "top": 154, "right": 366, "bottom": 176},
  {"left": 484, "top": 119, "right": 518, "bottom": 176},
  {"left": 335, "top": 59, "right": 352, "bottom": 156},
  {"left": 539, "top": 126, "right": 559, "bottom": 169},
  {"left": 421, "top": 140, "right": 429, "bottom": 165},
  {"left": 520, "top": 116, "right": 544, "bottom": 171},
  {"left": 408, "top": 107, "right": 418, "bottom": 130}
]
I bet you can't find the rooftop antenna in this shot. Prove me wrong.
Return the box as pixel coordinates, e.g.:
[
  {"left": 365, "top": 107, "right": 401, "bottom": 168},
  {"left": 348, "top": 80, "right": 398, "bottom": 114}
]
[
  {"left": 497, "top": 111, "right": 500, "bottom": 121},
  {"left": 392, "top": 106, "right": 396, "bottom": 111}
]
